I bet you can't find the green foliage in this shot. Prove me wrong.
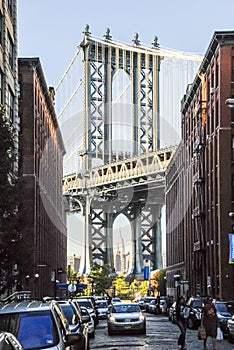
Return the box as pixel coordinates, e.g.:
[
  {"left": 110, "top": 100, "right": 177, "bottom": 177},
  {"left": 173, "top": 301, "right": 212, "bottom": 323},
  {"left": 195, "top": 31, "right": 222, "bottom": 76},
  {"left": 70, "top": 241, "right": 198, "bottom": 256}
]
[
  {"left": 138, "top": 280, "right": 148, "bottom": 295},
  {"left": 154, "top": 269, "right": 166, "bottom": 295},
  {"left": 88, "top": 263, "right": 116, "bottom": 295},
  {"left": 113, "top": 274, "right": 130, "bottom": 299}
]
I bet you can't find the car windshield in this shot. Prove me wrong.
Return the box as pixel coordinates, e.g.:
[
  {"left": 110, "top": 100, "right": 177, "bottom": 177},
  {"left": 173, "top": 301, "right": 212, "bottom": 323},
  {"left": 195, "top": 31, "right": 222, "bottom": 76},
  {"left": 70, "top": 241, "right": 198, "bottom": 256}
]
[
  {"left": 59, "top": 304, "right": 77, "bottom": 325},
  {"left": 77, "top": 300, "right": 92, "bottom": 309},
  {"left": 193, "top": 300, "right": 203, "bottom": 308},
  {"left": 0, "top": 311, "right": 59, "bottom": 350},
  {"left": 97, "top": 302, "right": 108, "bottom": 308},
  {"left": 215, "top": 303, "right": 228, "bottom": 313},
  {"left": 112, "top": 304, "right": 140, "bottom": 313}
]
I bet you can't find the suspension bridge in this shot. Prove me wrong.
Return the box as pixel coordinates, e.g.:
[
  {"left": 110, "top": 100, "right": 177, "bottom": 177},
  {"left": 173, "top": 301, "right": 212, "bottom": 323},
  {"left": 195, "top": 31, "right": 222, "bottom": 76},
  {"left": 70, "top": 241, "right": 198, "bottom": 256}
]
[{"left": 56, "top": 25, "right": 203, "bottom": 276}]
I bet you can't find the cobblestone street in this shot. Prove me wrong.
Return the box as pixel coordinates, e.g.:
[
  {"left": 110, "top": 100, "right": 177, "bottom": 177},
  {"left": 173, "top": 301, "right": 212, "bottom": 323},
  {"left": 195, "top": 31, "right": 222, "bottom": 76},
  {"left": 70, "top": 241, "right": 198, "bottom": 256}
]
[{"left": 90, "top": 314, "right": 234, "bottom": 350}]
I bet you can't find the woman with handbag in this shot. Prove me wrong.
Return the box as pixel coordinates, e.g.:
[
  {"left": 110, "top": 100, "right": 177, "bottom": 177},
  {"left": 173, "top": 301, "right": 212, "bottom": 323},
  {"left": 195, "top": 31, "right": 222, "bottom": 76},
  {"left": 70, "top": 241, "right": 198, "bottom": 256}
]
[{"left": 202, "top": 296, "right": 219, "bottom": 350}]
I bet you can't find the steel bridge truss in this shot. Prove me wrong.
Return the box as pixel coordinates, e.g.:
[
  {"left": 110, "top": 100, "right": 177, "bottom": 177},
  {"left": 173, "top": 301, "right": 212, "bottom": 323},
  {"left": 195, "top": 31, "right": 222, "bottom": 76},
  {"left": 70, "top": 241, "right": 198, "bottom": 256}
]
[
  {"left": 64, "top": 146, "right": 176, "bottom": 275},
  {"left": 79, "top": 26, "right": 161, "bottom": 170}
]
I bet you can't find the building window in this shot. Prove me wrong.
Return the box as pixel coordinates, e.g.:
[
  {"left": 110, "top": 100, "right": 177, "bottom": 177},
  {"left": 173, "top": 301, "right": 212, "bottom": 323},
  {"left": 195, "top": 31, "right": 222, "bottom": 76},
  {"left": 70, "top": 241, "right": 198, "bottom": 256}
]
[
  {"left": 0, "top": 14, "right": 3, "bottom": 47},
  {"left": 0, "top": 71, "right": 3, "bottom": 105},
  {"left": 232, "top": 57, "right": 234, "bottom": 82},
  {"left": 232, "top": 174, "right": 234, "bottom": 202},
  {"left": 215, "top": 63, "right": 219, "bottom": 87},
  {"left": 8, "top": 87, "right": 14, "bottom": 122},
  {"left": 232, "top": 136, "right": 234, "bottom": 161},
  {"left": 7, "top": 0, "right": 13, "bottom": 18},
  {"left": 8, "top": 33, "right": 14, "bottom": 70}
]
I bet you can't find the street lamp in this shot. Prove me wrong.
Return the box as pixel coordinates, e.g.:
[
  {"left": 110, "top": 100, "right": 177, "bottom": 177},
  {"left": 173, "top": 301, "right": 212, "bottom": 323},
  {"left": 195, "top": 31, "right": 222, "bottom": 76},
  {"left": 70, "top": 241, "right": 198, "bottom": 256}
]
[{"left": 225, "top": 98, "right": 234, "bottom": 108}]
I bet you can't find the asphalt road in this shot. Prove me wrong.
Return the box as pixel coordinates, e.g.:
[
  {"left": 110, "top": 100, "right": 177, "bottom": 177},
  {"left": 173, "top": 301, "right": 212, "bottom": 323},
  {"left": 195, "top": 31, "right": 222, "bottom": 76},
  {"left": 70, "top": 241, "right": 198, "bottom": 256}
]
[{"left": 90, "top": 313, "right": 234, "bottom": 350}]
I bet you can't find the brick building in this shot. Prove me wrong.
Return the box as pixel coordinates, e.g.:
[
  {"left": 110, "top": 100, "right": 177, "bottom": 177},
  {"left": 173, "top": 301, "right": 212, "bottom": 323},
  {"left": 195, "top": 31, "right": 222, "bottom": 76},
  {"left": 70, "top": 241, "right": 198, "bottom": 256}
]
[
  {"left": 165, "top": 31, "right": 234, "bottom": 300},
  {"left": 18, "top": 58, "right": 67, "bottom": 298},
  {"left": 0, "top": 0, "right": 19, "bottom": 159}
]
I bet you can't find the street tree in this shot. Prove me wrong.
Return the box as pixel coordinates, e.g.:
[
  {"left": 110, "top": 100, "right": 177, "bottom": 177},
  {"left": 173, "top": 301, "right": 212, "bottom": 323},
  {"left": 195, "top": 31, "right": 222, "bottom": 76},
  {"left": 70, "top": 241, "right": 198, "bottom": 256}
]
[
  {"left": 89, "top": 263, "right": 116, "bottom": 295},
  {"left": 0, "top": 110, "right": 33, "bottom": 295}
]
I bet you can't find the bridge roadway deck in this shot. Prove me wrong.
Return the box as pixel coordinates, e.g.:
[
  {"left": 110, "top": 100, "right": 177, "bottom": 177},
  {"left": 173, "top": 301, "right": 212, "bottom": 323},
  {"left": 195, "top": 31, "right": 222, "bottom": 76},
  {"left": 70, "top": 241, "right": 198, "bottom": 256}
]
[{"left": 63, "top": 146, "right": 177, "bottom": 197}]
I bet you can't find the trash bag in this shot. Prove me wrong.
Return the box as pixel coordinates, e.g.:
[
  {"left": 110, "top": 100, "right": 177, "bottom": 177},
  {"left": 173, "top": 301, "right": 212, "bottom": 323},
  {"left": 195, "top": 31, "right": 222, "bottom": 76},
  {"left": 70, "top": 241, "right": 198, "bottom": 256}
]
[{"left": 216, "top": 326, "right": 223, "bottom": 341}]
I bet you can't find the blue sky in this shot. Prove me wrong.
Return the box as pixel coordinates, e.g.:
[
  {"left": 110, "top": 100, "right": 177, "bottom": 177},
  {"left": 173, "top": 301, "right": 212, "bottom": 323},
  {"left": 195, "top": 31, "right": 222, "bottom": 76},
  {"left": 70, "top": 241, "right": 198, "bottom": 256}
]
[{"left": 18, "top": 0, "right": 234, "bottom": 87}]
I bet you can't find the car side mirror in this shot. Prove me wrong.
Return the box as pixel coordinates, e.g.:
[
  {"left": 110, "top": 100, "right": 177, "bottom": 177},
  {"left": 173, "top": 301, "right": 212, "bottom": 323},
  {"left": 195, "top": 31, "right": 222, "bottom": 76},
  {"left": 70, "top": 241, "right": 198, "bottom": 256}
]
[
  {"left": 65, "top": 333, "right": 82, "bottom": 346},
  {"left": 82, "top": 314, "right": 91, "bottom": 323}
]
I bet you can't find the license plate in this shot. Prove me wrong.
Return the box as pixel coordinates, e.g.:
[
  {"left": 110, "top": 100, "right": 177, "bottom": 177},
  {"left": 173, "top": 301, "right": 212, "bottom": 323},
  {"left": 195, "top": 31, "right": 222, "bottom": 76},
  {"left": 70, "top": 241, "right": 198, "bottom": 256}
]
[{"left": 124, "top": 324, "right": 131, "bottom": 328}]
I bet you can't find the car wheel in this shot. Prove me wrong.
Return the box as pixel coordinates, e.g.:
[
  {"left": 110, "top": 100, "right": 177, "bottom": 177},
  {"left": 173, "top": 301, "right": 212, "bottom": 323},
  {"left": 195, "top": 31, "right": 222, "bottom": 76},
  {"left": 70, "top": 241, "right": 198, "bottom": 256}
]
[{"left": 187, "top": 317, "right": 194, "bottom": 329}]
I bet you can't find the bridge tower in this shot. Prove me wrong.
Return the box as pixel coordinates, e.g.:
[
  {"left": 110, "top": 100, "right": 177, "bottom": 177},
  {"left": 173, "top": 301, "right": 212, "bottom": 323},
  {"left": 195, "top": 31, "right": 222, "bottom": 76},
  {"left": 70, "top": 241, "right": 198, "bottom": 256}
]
[{"left": 68, "top": 26, "right": 165, "bottom": 276}]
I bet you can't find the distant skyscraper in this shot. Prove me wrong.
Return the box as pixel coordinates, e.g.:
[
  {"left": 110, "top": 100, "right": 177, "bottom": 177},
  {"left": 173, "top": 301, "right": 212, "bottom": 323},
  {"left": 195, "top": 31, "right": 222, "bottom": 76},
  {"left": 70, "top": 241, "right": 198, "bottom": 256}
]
[
  {"left": 69, "top": 255, "right": 81, "bottom": 273},
  {"left": 115, "top": 248, "right": 122, "bottom": 273}
]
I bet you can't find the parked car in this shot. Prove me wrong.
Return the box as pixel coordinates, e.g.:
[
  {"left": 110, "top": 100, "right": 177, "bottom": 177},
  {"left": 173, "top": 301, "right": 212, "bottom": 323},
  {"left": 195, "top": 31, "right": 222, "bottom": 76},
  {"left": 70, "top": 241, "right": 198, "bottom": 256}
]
[
  {"left": 75, "top": 298, "right": 98, "bottom": 327},
  {"left": 160, "top": 300, "right": 167, "bottom": 314},
  {"left": 213, "top": 301, "right": 232, "bottom": 335},
  {"left": 57, "top": 299, "right": 90, "bottom": 350},
  {"left": 0, "top": 299, "right": 81, "bottom": 350},
  {"left": 78, "top": 296, "right": 99, "bottom": 325},
  {"left": 227, "top": 314, "right": 234, "bottom": 343},
  {"left": 0, "top": 331, "right": 24, "bottom": 350},
  {"left": 148, "top": 299, "right": 157, "bottom": 314},
  {"left": 168, "top": 301, "right": 177, "bottom": 323},
  {"left": 96, "top": 300, "right": 108, "bottom": 319},
  {"left": 111, "top": 297, "right": 121, "bottom": 304},
  {"left": 134, "top": 297, "right": 145, "bottom": 309},
  {"left": 107, "top": 302, "right": 146, "bottom": 335},
  {"left": 80, "top": 306, "right": 95, "bottom": 339},
  {"left": 186, "top": 297, "right": 203, "bottom": 329},
  {"left": 227, "top": 300, "right": 234, "bottom": 316},
  {"left": 143, "top": 297, "right": 155, "bottom": 312}
]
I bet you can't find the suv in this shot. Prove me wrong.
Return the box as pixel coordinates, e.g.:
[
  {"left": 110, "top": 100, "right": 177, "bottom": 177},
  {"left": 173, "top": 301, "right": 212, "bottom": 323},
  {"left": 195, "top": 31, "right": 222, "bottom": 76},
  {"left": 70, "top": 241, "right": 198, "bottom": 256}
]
[
  {"left": 186, "top": 297, "right": 203, "bottom": 329},
  {"left": 0, "top": 299, "right": 81, "bottom": 350},
  {"left": 74, "top": 298, "right": 98, "bottom": 327},
  {"left": 214, "top": 301, "right": 232, "bottom": 335},
  {"left": 57, "top": 300, "right": 90, "bottom": 350},
  {"left": 76, "top": 297, "right": 98, "bottom": 326}
]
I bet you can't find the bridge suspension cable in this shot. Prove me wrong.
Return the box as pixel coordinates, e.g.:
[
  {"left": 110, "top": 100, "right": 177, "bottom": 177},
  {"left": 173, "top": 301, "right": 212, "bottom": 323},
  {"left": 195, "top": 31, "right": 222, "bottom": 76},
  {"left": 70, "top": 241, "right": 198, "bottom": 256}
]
[
  {"left": 55, "top": 47, "right": 81, "bottom": 92},
  {"left": 90, "top": 34, "right": 203, "bottom": 62}
]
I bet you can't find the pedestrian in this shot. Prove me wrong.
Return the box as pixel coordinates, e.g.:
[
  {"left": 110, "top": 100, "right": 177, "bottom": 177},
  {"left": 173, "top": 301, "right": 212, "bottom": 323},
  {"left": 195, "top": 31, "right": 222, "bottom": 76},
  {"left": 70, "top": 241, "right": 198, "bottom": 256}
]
[
  {"left": 107, "top": 293, "right": 112, "bottom": 305},
  {"left": 175, "top": 295, "right": 189, "bottom": 350},
  {"left": 202, "top": 296, "right": 218, "bottom": 350}
]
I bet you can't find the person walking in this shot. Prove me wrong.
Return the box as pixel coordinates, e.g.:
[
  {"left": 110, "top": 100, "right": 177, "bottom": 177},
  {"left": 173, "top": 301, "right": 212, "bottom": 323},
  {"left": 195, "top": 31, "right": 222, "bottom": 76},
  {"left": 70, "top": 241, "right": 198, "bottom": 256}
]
[
  {"left": 175, "top": 295, "right": 189, "bottom": 350},
  {"left": 202, "top": 296, "right": 219, "bottom": 350}
]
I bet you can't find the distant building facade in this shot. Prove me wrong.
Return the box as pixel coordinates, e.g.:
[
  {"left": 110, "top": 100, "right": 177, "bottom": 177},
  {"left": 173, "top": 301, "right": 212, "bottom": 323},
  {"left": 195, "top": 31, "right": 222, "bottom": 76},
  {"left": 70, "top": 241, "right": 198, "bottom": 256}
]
[
  {"left": 165, "top": 31, "right": 234, "bottom": 300},
  {"left": 18, "top": 58, "right": 67, "bottom": 298},
  {"left": 69, "top": 255, "right": 81, "bottom": 273}
]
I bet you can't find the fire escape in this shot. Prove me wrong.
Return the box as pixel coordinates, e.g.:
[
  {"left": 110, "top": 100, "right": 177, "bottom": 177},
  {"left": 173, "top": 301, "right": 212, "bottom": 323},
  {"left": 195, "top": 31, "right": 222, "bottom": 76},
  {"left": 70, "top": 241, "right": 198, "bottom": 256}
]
[{"left": 192, "top": 101, "right": 206, "bottom": 296}]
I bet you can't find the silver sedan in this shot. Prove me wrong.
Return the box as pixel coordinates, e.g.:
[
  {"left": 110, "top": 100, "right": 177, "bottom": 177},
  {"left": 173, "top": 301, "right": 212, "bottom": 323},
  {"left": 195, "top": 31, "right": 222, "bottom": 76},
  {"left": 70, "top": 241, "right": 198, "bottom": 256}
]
[{"left": 107, "top": 302, "right": 146, "bottom": 335}]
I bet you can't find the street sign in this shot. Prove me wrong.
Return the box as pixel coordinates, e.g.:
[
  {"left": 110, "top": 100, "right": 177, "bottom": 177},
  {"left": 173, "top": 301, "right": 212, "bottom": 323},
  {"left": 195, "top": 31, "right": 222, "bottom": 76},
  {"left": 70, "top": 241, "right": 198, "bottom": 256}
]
[
  {"left": 68, "top": 284, "right": 76, "bottom": 292},
  {"left": 56, "top": 283, "right": 87, "bottom": 291}
]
